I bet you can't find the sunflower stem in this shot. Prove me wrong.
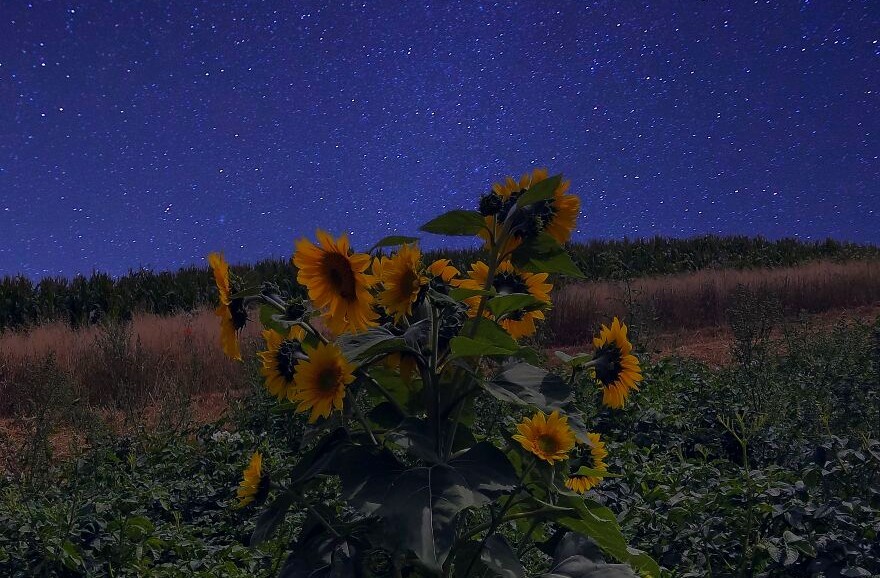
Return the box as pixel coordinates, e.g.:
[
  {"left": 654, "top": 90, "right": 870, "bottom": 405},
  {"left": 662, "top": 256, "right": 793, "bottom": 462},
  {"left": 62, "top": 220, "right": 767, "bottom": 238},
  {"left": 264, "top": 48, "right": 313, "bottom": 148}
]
[
  {"left": 442, "top": 250, "right": 500, "bottom": 461},
  {"left": 461, "top": 459, "right": 536, "bottom": 576},
  {"left": 261, "top": 293, "right": 287, "bottom": 312},
  {"left": 430, "top": 302, "right": 443, "bottom": 458},
  {"left": 351, "top": 396, "right": 379, "bottom": 446},
  {"left": 306, "top": 505, "right": 340, "bottom": 539}
]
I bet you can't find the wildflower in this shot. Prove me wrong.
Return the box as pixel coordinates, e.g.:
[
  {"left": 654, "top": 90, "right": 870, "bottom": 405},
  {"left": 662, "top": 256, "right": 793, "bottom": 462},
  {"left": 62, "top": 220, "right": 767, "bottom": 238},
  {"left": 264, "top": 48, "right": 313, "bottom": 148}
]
[
  {"left": 565, "top": 432, "right": 609, "bottom": 493},
  {"left": 458, "top": 260, "right": 552, "bottom": 339},
  {"left": 591, "top": 317, "right": 642, "bottom": 409},
  {"left": 374, "top": 244, "right": 427, "bottom": 323},
  {"left": 293, "top": 230, "right": 378, "bottom": 335},
  {"left": 208, "top": 252, "right": 248, "bottom": 361},
  {"left": 513, "top": 410, "right": 576, "bottom": 464},
  {"left": 478, "top": 168, "right": 579, "bottom": 252},
  {"left": 237, "top": 451, "right": 269, "bottom": 507},
  {"left": 291, "top": 342, "right": 356, "bottom": 423},
  {"left": 257, "top": 326, "right": 308, "bottom": 401}
]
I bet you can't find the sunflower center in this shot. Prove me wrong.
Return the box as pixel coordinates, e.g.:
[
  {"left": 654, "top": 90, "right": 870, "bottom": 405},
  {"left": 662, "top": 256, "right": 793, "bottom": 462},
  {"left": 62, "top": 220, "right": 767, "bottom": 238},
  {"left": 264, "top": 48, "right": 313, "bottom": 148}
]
[
  {"left": 316, "top": 366, "right": 342, "bottom": 393},
  {"left": 493, "top": 272, "right": 529, "bottom": 296},
  {"left": 276, "top": 340, "right": 304, "bottom": 381},
  {"left": 537, "top": 434, "right": 560, "bottom": 455},
  {"left": 399, "top": 267, "right": 421, "bottom": 298},
  {"left": 594, "top": 344, "right": 623, "bottom": 385},
  {"left": 321, "top": 252, "right": 358, "bottom": 300}
]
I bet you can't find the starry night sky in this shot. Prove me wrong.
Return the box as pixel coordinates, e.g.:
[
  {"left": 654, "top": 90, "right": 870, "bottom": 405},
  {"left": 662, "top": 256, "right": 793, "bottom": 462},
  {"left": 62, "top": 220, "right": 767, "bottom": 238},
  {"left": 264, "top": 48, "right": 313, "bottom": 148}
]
[{"left": 1, "top": 1, "right": 877, "bottom": 278}]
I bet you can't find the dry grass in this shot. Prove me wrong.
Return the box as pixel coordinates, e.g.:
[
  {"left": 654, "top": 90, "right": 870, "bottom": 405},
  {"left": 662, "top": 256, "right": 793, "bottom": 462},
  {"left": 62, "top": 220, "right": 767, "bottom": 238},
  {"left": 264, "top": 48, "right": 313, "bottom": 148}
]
[
  {"left": 1, "top": 258, "right": 879, "bottom": 417},
  {"left": 549, "top": 259, "right": 880, "bottom": 345},
  {"left": 0, "top": 310, "right": 261, "bottom": 416}
]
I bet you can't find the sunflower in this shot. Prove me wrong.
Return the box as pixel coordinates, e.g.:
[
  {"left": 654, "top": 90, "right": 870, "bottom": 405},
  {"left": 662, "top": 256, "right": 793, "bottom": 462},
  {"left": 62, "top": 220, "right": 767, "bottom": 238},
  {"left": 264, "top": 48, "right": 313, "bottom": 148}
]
[
  {"left": 384, "top": 351, "right": 420, "bottom": 385},
  {"left": 458, "top": 260, "right": 552, "bottom": 339},
  {"left": 478, "top": 168, "right": 579, "bottom": 253},
  {"left": 257, "top": 326, "right": 308, "bottom": 401},
  {"left": 374, "top": 244, "right": 427, "bottom": 323},
  {"left": 208, "top": 252, "right": 248, "bottom": 361},
  {"left": 565, "top": 432, "right": 609, "bottom": 493},
  {"left": 291, "top": 342, "right": 357, "bottom": 423},
  {"left": 590, "top": 317, "right": 643, "bottom": 409},
  {"left": 513, "top": 410, "right": 576, "bottom": 464},
  {"left": 426, "top": 258, "right": 460, "bottom": 285},
  {"left": 293, "top": 230, "right": 378, "bottom": 335},
  {"left": 237, "top": 451, "right": 269, "bottom": 507}
]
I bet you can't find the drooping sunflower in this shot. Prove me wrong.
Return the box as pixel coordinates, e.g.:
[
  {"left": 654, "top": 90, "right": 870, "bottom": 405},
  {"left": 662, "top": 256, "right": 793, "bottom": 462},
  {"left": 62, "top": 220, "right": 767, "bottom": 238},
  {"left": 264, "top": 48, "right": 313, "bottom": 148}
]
[
  {"left": 257, "top": 326, "right": 308, "bottom": 401},
  {"left": 208, "top": 252, "right": 248, "bottom": 361},
  {"left": 291, "top": 342, "right": 356, "bottom": 423},
  {"left": 374, "top": 244, "right": 427, "bottom": 323},
  {"left": 293, "top": 230, "right": 378, "bottom": 335},
  {"left": 590, "top": 317, "right": 643, "bottom": 409},
  {"left": 237, "top": 451, "right": 270, "bottom": 508},
  {"left": 458, "top": 260, "right": 552, "bottom": 339},
  {"left": 383, "top": 351, "right": 420, "bottom": 386},
  {"left": 513, "top": 410, "right": 576, "bottom": 464},
  {"left": 477, "top": 168, "right": 579, "bottom": 253},
  {"left": 565, "top": 432, "right": 609, "bottom": 494}
]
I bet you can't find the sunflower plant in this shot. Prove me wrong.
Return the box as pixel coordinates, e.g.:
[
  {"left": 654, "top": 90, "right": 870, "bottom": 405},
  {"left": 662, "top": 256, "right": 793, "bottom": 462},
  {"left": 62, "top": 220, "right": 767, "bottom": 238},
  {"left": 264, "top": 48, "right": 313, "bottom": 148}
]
[{"left": 211, "top": 169, "right": 660, "bottom": 577}]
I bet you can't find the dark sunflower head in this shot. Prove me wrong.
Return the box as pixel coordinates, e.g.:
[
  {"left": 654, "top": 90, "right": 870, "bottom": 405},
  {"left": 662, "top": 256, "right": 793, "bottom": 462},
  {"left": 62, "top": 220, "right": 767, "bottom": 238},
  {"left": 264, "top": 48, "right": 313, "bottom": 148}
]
[
  {"left": 492, "top": 270, "right": 530, "bottom": 296},
  {"left": 592, "top": 342, "right": 624, "bottom": 386},
  {"left": 478, "top": 192, "right": 504, "bottom": 217},
  {"left": 276, "top": 338, "right": 306, "bottom": 381},
  {"left": 229, "top": 297, "right": 248, "bottom": 331}
]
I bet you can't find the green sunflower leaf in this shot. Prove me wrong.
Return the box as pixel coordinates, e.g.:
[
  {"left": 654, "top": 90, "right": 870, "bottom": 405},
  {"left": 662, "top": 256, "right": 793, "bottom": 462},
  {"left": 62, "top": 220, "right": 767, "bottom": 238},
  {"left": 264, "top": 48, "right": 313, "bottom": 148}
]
[
  {"left": 420, "top": 210, "right": 487, "bottom": 236},
  {"left": 553, "top": 496, "right": 661, "bottom": 578},
  {"left": 486, "top": 293, "right": 547, "bottom": 317},
  {"left": 462, "top": 317, "right": 519, "bottom": 349},
  {"left": 516, "top": 174, "right": 562, "bottom": 207},
  {"left": 259, "top": 304, "right": 288, "bottom": 334},
  {"left": 336, "top": 327, "right": 411, "bottom": 363},
  {"left": 369, "top": 235, "right": 420, "bottom": 252},
  {"left": 449, "top": 336, "right": 519, "bottom": 358},
  {"left": 512, "top": 233, "right": 585, "bottom": 279}
]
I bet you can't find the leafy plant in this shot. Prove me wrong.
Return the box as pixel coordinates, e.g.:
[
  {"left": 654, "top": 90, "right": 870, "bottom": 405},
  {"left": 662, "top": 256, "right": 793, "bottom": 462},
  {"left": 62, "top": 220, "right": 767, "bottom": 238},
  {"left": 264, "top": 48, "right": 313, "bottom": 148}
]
[{"left": 212, "top": 170, "right": 660, "bottom": 577}]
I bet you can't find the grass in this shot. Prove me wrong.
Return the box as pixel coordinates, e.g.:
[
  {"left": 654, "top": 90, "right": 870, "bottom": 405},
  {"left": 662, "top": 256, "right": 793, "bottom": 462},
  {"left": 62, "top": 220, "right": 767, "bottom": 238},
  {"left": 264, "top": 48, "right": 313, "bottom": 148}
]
[{"left": 549, "top": 258, "right": 880, "bottom": 345}]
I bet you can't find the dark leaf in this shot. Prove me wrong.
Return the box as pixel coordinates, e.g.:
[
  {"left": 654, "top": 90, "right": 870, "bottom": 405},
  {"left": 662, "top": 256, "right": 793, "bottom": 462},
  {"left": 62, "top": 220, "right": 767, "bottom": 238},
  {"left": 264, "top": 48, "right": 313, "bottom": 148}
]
[
  {"left": 337, "top": 327, "right": 410, "bottom": 363},
  {"left": 541, "top": 556, "right": 639, "bottom": 578},
  {"left": 369, "top": 235, "right": 420, "bottom": 252},
  {"left": 486, "top": 362, "right": 572, "bottom": 409},
  {"left": 516, "top": 174, "right": 562, "bottom": 207},
  {"left": 449, "top": 442, "right": 518, "bottom": 504},
  {"left": 387, "top": 417, "right": 442, "bottom": 463},
  {"left": 481, "top": 534, "right": 526, "bottom": 578},
  {"left": 420, "top": 210, "right": 486, "bottom": 236},
  {"left": 250, "top": 492, "right": 294, "bottom": 546}
]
